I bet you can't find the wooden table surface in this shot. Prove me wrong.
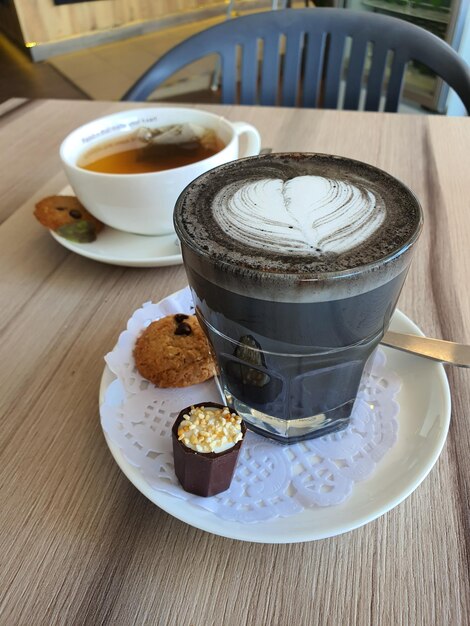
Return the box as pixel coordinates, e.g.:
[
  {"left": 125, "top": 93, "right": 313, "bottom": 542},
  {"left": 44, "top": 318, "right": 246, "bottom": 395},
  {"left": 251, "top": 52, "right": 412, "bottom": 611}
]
[{"left": 0, "top": 99, "right": 469, "bottom": 625}]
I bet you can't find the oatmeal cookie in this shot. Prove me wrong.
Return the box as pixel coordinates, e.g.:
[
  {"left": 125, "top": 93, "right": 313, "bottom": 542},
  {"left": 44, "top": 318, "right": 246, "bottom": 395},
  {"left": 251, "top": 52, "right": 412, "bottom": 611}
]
[{"left": 133, "top": 314, "right": 216, "bottom": 388}]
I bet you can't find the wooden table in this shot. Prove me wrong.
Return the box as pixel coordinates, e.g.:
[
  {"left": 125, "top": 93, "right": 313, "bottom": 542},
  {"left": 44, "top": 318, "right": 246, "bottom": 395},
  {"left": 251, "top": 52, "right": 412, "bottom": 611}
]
[{"left": 1, "top": 99, "right": 469, "bottom": 625}]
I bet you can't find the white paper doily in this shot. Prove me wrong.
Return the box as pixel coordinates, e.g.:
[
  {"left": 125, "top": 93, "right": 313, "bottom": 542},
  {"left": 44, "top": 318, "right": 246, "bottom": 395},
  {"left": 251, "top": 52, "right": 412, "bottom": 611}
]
[{"left": 101, "top": 287, "right": 401, "bottom": 524}]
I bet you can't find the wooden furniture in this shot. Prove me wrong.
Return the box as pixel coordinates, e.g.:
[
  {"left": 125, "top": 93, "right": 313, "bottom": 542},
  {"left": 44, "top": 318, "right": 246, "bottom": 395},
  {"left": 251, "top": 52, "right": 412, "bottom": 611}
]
[{"left": 0, "top": 99, "right": 469, "bottom": 624}]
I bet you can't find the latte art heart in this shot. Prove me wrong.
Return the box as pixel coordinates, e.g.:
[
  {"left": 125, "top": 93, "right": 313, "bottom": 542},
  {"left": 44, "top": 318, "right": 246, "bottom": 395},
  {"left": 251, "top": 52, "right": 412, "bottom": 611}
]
[{"left": 212, "top": 175, "right": 386, "bottom": 256}]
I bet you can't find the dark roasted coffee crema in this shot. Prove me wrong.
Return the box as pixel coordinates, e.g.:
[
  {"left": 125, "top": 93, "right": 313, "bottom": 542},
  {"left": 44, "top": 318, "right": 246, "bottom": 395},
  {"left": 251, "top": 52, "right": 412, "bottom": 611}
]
[{"left": 174, "top": 153, "right": 422, "bottom": 295}]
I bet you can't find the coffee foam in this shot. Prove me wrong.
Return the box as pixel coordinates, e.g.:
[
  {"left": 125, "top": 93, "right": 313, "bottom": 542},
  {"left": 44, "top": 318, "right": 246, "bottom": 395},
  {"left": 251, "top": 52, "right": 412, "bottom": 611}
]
[
  {"left": 212, "top": 175, "right": 385, "bottom": 256},
  {"left": 174, "top": 154, "right": 422, "bottom": 302}
]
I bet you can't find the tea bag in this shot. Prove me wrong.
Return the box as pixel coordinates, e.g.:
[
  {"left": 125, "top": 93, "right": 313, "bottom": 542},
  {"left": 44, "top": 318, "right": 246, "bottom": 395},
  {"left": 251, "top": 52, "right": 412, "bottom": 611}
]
[{"left": 136, "top": 124, "right": 219, "bottom": 151}]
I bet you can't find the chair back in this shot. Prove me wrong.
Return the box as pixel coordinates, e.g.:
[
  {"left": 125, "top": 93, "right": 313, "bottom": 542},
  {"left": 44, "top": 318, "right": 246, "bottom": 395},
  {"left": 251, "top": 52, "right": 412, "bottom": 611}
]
[{"left": 123, "top": 8, "right": 470, "bottom": 113}]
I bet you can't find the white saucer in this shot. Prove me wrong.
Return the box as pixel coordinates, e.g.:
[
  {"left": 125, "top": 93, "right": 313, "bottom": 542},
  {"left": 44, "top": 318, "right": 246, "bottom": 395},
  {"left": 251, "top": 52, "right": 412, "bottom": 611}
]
[
  {"left": 50, "top": 227, "right": 182, "bottom": 268},
  {"left": 99, "top": 309, "right": 451, "bottom": 543},
  {"left": 48, "top": 186, "right": 182, "bottom": 267}
]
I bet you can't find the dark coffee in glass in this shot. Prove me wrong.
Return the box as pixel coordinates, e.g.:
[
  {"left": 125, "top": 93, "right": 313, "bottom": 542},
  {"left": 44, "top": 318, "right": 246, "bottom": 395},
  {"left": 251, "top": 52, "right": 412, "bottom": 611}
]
[{"left": 174, "top": 153, "right": 423, "bottom": 443}]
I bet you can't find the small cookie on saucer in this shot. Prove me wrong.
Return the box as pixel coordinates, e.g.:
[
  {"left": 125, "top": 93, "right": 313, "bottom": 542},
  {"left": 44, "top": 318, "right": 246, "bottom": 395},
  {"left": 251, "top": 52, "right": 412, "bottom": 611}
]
[
  {"left": 34, "top": 195, "right": 104, "bottom": 242},
  {"left": 134, "top": 314, "right": 216, "bottom": 388}
]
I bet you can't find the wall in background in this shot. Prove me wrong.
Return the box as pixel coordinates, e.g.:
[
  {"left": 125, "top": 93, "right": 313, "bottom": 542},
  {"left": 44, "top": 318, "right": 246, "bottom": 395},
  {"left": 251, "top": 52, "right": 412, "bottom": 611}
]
[{"left": 11, "top": 0, "right": 226, "bottom": 45}]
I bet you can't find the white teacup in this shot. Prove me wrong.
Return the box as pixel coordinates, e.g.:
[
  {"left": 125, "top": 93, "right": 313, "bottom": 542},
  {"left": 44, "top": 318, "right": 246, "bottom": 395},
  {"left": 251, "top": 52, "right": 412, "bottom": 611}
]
[{"left": 60, "top": 107, "right": 261, "bottom": 236}]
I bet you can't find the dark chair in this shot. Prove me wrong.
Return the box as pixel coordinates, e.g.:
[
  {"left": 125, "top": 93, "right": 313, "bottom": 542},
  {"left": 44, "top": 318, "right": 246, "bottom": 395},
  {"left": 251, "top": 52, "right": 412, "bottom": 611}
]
[{"left": 123, "top": 8, "right": 470, "bottom": 114}]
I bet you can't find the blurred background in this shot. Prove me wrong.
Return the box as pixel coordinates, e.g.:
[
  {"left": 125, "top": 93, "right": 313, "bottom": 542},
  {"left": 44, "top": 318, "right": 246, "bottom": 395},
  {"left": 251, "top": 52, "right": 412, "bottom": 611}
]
[{"left": 1, "top": 0, "right": 469, "bottom": 113}]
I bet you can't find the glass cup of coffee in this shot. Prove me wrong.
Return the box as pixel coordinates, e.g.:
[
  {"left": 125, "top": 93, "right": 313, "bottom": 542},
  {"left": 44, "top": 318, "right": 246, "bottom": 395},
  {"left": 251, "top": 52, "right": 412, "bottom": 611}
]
[{"left": 174, "top": 153, "right": 423, "bottom": 443}]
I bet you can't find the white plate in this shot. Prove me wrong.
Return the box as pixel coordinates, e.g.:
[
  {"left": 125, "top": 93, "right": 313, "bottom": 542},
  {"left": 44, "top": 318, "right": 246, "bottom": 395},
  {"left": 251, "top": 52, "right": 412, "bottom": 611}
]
[
  {"left": 48, "top": 186, "right": 182, "bottom": 267},
  {"left": 99, "top": 309, "right": 451, "bottom": 543},
  {"left": 50, "top": 227, "right": 182, "bottom": 267}
]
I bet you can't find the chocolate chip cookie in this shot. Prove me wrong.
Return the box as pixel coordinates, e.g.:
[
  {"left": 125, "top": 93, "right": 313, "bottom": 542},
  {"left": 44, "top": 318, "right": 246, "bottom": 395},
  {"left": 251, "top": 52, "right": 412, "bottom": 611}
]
[
  {"left": 34, "top": 195, "right": 104, "bottom": 242},
  {"left": 133, "top": 314, "right": 216, "bottom": 388}
]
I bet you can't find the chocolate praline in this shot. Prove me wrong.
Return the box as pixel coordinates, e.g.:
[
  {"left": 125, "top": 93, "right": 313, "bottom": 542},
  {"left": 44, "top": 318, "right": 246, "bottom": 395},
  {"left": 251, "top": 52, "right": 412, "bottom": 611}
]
[{"left": 172, "top": 402, "right": 246, "bottom": 497}]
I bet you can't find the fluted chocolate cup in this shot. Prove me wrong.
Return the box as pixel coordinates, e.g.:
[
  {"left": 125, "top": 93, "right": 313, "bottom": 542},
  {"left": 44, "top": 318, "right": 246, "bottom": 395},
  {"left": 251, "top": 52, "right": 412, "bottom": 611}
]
[{"left": 172, "top": 402, "right": 246, "bottom": 497}]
